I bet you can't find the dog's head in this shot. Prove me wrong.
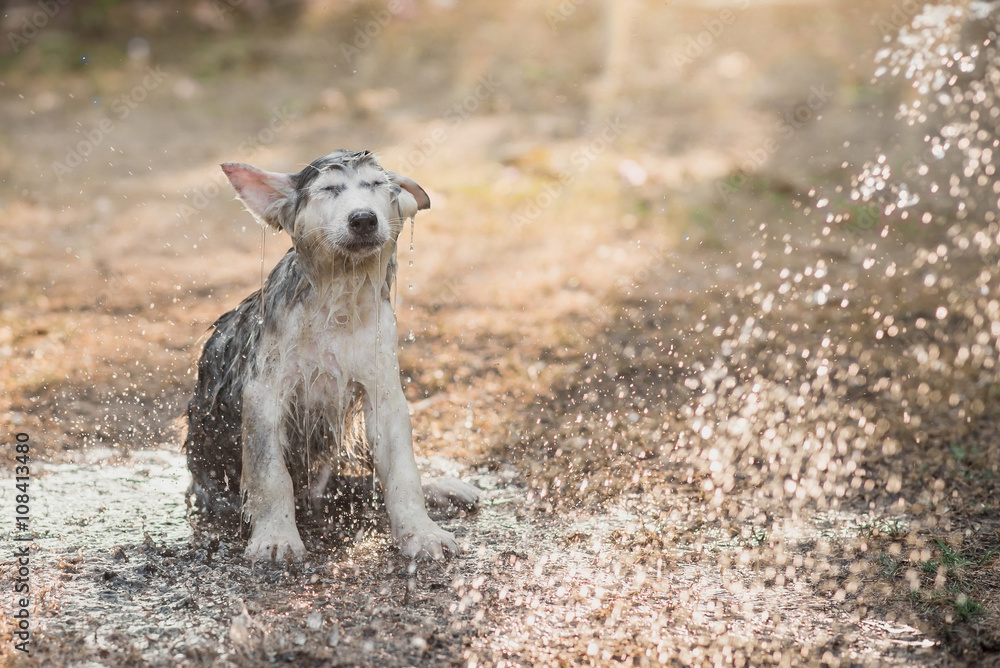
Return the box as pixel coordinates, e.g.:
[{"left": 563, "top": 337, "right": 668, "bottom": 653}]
[{"left": 221, "top": 150, "right": 430, "bottom": 260}]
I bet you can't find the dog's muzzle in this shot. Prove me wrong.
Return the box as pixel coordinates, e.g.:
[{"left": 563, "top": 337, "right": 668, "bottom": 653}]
[
  {"left": 341, "top": 208, "right": 385, "bottom": 255},
  {"left": 349, "top": 209, "right": 378, "bottom": 236}
]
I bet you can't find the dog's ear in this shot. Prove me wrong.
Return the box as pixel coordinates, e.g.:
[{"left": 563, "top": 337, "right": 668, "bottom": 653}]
[
  {"left": 387, "top": 172, "right": 431, "bottom": 213},
  {"left": 221, "top": 162, "right": 294, "bottom": 231}
]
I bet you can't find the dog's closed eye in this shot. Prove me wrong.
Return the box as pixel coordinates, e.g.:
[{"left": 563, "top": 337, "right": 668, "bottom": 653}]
[{"left": 324, "top": 184, "right": 347, "bottom": 196}]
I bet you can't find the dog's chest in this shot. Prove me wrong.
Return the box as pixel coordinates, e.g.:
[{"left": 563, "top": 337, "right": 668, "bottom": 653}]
[{"left": 266, "top": 302, "right": 389, "bottom": 410}]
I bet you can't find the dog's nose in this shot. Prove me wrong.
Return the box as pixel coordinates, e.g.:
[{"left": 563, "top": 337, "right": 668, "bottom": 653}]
[{"left": 348, "top": 209, "right": 378, "bottom": 235}]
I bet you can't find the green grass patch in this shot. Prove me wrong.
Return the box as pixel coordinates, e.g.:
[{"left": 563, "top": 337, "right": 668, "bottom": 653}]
[
  {"left": 953, "top": 594, "right": 984, "bottom": 621},
  {"left": 856, "top": 516, "right": 907, "bottom": 539}
]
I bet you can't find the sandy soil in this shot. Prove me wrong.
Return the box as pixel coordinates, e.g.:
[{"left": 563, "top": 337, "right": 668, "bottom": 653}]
[{"left": 1, "top": 1, "right": 999, "bottom": 666}]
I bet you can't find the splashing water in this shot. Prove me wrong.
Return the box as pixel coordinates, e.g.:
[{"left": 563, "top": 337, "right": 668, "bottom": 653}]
[
  {"left": 674, "top": 0, "right": 1000, "bottom": 553},
  {"left": 858, "top": 2, "right": 1000, "bottom": 232},
  {"left": 498, "top": 5, "right": 1000, "bottom": 662}
]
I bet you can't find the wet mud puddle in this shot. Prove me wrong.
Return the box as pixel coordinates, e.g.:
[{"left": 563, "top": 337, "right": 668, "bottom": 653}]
[
  {"left": 17, "top": 451, "right": 195, "bottom": 661},
  {"left": 2, "top": 454, "right": 944, "bottom": 667}
]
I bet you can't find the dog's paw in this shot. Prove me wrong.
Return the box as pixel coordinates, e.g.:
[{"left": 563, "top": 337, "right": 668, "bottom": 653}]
[
  {"left": 245, "top": 526, "right": 306, "bottom": 563},
  {"left": 397, "top": 521, "right": 460, "bottom": 561},
  {"left": 423, "top": 477, "right": 480, "bottom": 512}
]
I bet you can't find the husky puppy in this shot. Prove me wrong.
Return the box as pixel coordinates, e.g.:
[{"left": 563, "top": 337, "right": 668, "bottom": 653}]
[{"left": 185, "top": 150, "right": 478, "bottom": 561}]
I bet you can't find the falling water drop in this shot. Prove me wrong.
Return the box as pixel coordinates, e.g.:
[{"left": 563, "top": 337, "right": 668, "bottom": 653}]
[{"left": 408, "top": 216, "right": 414, "bottom": 293}]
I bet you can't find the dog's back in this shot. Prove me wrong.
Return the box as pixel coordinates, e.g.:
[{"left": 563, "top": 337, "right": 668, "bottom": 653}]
[{"left": 185, "top": 286, "right": 262, "bottom": 524}]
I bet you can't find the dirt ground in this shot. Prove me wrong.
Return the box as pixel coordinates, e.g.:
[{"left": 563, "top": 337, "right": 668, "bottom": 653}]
[{"left": 2, "top": 0, "right": 1000, "bottom": 666}]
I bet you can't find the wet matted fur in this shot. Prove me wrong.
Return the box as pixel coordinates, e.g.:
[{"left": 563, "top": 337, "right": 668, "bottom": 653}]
[{"left": 184, "top": 150, "right": 478, "bottom": 561}]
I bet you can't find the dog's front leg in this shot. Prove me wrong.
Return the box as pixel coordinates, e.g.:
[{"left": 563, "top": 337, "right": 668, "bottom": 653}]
[
  {"left": 241, "top": 379, "right": 306, "bottom": 562},
  {"left": 369, "top": 385, "right": 459, "bottom": 560}
]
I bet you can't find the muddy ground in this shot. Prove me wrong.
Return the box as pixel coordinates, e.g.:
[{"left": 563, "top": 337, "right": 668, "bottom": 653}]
[{"left": 1, "top": 1, "right": 1000, "bottom": 666}]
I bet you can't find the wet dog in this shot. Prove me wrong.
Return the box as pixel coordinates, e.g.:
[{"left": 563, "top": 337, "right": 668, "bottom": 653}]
[{"left": 184, "top": 150, "right": 479, "bottom": 561}]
